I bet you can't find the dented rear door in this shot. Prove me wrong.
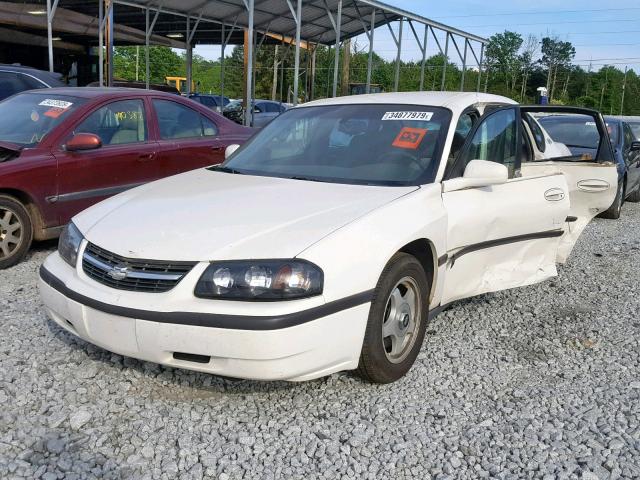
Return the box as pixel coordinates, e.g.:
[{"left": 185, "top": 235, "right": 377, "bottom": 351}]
[{"left": 520, "top": 107, "right": 618, "bottom": 263}]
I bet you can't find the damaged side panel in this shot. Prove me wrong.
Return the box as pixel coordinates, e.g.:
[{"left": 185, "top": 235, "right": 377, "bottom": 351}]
[{"left": 440, "top": 174, "right": 570, "bottom": 305}]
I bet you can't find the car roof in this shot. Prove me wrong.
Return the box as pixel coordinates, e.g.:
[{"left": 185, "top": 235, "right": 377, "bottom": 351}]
[
  {"left": 299, "top": 91, "right": 517, "bottom": 114},
  {"left": 0, "top": 64, "right": 64, "bottom": 85},
  {"left": 21, "top": 87, "right": 182, "bottom": 100}
]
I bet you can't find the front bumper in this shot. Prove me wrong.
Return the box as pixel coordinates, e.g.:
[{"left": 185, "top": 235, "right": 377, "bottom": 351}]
[{"left": 38, "top": 253, "right": 371, "bottom": 381}]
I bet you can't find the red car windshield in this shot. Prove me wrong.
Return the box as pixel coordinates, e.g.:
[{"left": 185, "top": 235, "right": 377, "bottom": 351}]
[{"left": 0, "top": 93, "right": 86, "bottom": 147}]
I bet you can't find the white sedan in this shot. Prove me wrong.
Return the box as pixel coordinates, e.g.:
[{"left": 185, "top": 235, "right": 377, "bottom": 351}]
[{"left": 39, "top": 92, "right": 617, "bottom": 383}]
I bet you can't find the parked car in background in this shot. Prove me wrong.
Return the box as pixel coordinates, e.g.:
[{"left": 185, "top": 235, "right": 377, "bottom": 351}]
[
  {"left": 223, "top": 99, "right": 288, "bottom": 128},
  {"left": 614, "top": 116, "right": 640, "bottom": 141},
  {"left": 0, "top": 87, "right": 252, "bottom": 268},
  {"left": 0, "top": 64, "right": 65, "bottom": 101},
  {"left": 537, "top": 114, "right": 640, "bottom": 219},
  {"left": 188, "top": 94, "right": 230, "bottom": 112},
  {"left": 87, "top": 80, "right": 180, "bottom": 95},
  {"left": 39, "top": 93, "right": 617, "bottom": 383}
]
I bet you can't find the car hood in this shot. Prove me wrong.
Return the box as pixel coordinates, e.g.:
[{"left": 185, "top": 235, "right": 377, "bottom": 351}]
[{"left": 76, "top": 169, "right": 418, "bottom": 261}]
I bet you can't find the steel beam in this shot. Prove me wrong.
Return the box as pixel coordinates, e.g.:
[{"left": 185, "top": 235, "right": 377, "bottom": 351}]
[
  {"left": 290, "top": 0, "right": 301, "bottom": 106},
  {"left": 244, "top": 0, "right": 254, "bottom": 126},
  {"left": 477, "top": 43, "right": 484, "bottom": 93},
  {"left": 99, "top": 0, "right": 104, "bottom": 86},
  {"left": 366, "top": 9, "right": 376, "bottom": 94},
  {"left": 46, "top": 0, "right": 60, "bottom": 72},
  {"left": 332, "top": 0, "right": 342, "bottom": 97},
  {"left": 440, "top": 32, "right": 449, "bottom": 91}
]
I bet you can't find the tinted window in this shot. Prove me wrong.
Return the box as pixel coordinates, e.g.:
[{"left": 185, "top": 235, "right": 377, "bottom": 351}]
[
  {"left": 222, "top": 104, "right": 451, "bottom": 186},
  {"left": 153, "top": 100, "right": 216, "bottom": 139},
  {"left": 200, "top": 96, "right": 218, "bottom": 107},
  {"left": 263, "top": 102, "right": 281, "bottom": 113},
  {"left": 0, "top": 93, "right": 86, "bottom": 146},
  {"left": 0, "top": 72, "right": 45, "bottom": 101},
  {"left": 628, "top": 122, "right": 640, "bottom": 140},
  {"left": 75, "top": 99, "right": 146, "bottom": 145},
  {"left": 459, "top": 108, "right": 518, "bottom": 178}
]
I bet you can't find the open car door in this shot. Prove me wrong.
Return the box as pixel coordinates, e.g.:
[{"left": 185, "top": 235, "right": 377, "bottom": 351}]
[{"left": 520, "top": 106, "right": 618, "bottom": 263}]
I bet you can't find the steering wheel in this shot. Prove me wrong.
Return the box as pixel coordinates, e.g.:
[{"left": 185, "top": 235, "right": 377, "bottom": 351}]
[{"left": 376, "top": 150, "right": 423, "bottom": 172}]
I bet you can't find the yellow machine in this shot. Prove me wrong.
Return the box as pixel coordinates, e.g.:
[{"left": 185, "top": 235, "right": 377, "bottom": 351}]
[{"left": 165, "top": 76, "right": 196, "bottom": 94}]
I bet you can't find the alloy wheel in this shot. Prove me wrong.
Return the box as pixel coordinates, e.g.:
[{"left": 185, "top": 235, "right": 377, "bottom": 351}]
[
  {"left": 381, "top": 276, "right": 422, "bottom": 364},
  {"left": 0, "top": 207, "right": 23, "bottom": 260}
]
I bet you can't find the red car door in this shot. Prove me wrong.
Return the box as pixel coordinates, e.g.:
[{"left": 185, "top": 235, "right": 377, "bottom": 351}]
[
  {"left": 150, "top": 98, "right": 226, "bottom": 175},
  {"left": 52, "top": 97, "right": 160, "bottom": 224}
]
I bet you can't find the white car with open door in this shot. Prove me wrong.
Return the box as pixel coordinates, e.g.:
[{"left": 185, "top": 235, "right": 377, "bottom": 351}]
[{"left": 38, "top": 93, "right": 617, "bottom": 384}]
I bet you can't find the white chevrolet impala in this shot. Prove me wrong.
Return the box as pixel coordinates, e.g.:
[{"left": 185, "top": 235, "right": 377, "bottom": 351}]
[{"left": 39, "top": 92, "right": 618, "bottom": 383}]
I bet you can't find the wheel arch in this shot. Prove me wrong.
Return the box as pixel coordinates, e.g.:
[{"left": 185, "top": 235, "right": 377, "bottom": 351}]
[
  {"left": 397, "top": 238, "right": 437, "bottom": 303},
  {"left": 0, "top": 188, "right": 46, "bottom": 240}
]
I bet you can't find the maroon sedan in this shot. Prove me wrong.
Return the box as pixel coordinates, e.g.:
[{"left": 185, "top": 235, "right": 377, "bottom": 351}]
[{"left": 0, "top": 88, "right": 252, "bottom": 268}]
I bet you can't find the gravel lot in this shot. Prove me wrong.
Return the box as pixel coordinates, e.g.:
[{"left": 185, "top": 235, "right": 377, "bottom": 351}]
[{"left": 1, "top": 203, "right": 639, "bottom": 480}]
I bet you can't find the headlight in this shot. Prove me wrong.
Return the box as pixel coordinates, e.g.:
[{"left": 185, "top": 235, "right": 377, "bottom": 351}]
[
  {"left": 58, "top": 222, "right": 84, "bottom": 267},
  {"left": 195, "top": 260, "right": 323, "bottom": 301}
]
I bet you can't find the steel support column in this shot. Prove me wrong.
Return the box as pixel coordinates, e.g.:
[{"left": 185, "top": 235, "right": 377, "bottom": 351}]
[
  {"left": 394, "top": 18, "right": 403, "bottom": 92},
  {"left": 440, "top": 32, "right": 449, "bottom": 91},
  {"left": 460, "top": 39, "right": 468, "bottom": 91},
  {"left": 310, "top": 45, "right": 317, "bottom": 100},
  {"left": 99, "top": 0, "right": 104, "bottom": 85},
  {"left": 46, "top": 0, "right": 59, "bottom": 72},
  {"left": 330, "top": 0, "right": 343, "bottom": 97},
  {"left": 244, "top": 0, "right": 254, "bottom": 126},
  {"left": 105, "top": 0, "right": 114, "bottom": 87},
  {"left": 289, "top": 0, "right": 302, "bottom": 106},
  {"left": 409, "top": 21, "right": 428, "bottom": 92},
  {"left": 366, "top": 9, "right": 376, "bottom": 93},
  {"left": 477, "top": 43, "right": 485, "bottom": 92},
  {"left": 186, "top": 17, "right": 192, "bottom": 94}
]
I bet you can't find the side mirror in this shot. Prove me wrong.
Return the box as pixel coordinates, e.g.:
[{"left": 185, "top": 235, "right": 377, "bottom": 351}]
[
  {"left": 225, "top": 144, "right": 240, "bottom": 159},
  {"left": 65, "top": 133, "right": 102, "bottom": 152},
  {"left": 443, "top": 160, "right": 509, "bottom": 193},
  {"left": 630, "top": 141, "right": 640, "bottom": 151}
]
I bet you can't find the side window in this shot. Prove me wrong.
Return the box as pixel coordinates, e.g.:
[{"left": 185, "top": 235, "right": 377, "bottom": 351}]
[
  {"left": 446, "top": 111, "right": 477, "bottom": 171},
  {"left": 153, "top": 99, "right": 209, "bottom": 139},
  {"left": 524, "top": 114, "right": 546, "bottom": 153},
  {"left": 264, "top": 103, "right": 281, "bottom": 113},
  {"left": 75, "top": 99, "right": 146, "bottom": 145},
  {"left": 201, "top": 116, "right": 218, "bottom": 137},
  {"left": 254, "top": 103, "right": 264, "bottom": 113},
  {"left": 459, "top": 108, "right": 518, "bottom": 178},
  {"left": 623, "top": 124, "right": 634, "bottom": 150}
]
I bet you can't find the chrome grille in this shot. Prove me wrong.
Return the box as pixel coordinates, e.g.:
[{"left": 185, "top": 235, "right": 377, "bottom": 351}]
[{"left": 82, "top": 243, "right": 196, "bottom": 293}]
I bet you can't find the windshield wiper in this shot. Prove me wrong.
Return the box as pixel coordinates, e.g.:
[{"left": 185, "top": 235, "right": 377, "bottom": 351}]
[
  {"left": 210, "top": 165, "right": 245, "bottom": 174},
  {"left": 288, "top": 176, "right": 325, "bottom": 182}
]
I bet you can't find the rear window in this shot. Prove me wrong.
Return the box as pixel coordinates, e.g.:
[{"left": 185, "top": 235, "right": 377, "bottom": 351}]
[{"left": 0, "top": 93, "right": 86, "bottom": 146}]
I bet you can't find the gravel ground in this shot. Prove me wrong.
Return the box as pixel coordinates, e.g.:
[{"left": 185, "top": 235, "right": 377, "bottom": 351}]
[{"left": 1, "top": 204, "right": 640, "bottom": 480}]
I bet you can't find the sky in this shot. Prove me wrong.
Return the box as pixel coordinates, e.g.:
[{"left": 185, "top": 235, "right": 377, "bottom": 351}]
[{"left": 191, "top": 0, "right": 640, "bottom": 72}]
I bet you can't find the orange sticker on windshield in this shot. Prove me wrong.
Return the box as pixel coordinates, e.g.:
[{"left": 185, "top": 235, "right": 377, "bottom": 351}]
[
  {"left": 44, "top": 108, "right": 67, "bottom": 119},
  {"left": 392, "top": 127, "right": 428, "bottom": 150}
]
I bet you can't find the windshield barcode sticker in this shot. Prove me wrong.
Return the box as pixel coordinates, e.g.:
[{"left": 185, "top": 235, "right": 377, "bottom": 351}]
[
  {"left": 382, "top": 111, "right": 433, "bottom": 121},
  {"left": 39, "top": 99, "right": 73, "bottom": 109}
]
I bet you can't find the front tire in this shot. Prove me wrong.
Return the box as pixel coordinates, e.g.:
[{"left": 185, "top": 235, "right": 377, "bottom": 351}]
[
  {"left": 0, "top": 195, "right": 33, "bottom": 269},
  {"left": 357, "top": 253, "right": 430, "bottom": 384}
]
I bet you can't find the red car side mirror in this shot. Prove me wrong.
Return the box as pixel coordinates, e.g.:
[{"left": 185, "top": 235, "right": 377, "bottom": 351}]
[{"left": 66, "top": 133, "right": 102, "bottom": 152}]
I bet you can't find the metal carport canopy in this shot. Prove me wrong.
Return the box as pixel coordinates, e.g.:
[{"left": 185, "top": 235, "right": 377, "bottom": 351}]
[{"left": 114, "top": 0, "right": 487, "bottom": 45}]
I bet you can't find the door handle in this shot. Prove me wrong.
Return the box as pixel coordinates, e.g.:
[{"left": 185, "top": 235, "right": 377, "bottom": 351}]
[
  {"left": 577, "top": 179, "right": 610, "bottom": 192},
  {"left": 544, "top": 188, "right": 565, "bottom": 202},
  {"left": 211, "top": 146, "right": 224, "bottom": 152},
  {"left": 138, "top": 152, "right": 156, "bottom": 161}
]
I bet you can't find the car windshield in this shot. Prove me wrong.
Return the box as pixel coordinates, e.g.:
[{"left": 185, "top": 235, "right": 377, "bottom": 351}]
[
  {"left": 0, "top": 93, "right": 86, "bottom": 147},
  {"left": 220, "top": 104, "right": 451, "bottom": 186}
]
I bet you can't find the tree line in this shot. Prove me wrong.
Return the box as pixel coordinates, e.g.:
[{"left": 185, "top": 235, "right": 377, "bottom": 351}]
[{"left": 113, "top": 30, "right": 640, "bottom": 115}]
